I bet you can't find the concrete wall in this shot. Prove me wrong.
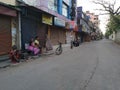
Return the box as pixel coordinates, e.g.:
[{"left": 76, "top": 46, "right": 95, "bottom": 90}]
[
  {"left": 115, "top": 30, "right": 120, "bottom": 44},
  {"left": 0, "top": 0, "right": 16, "bottom": 5},
  {"left": 109, "top": 31, "right": 115, "bottom": 41}
]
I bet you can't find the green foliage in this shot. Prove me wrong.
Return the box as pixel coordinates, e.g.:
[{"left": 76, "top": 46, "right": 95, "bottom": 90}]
[
  {"left": 106, "top": 15, "right": 120, "bottom": 35},
  {"left": 105, "top": 29, "right": 113, "bottom": 38}
]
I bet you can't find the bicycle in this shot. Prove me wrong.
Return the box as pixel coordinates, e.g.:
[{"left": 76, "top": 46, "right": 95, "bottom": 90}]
[{"left": 55, "top": 41, "right": 62, "bottom": 55}]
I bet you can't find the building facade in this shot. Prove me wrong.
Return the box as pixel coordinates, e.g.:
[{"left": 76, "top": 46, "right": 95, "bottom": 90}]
[
  {"left": 18, "top": 0, "right": 77, "bottom": 46},
  {"left": 0, "top": 0, "right": 77, "bottom": 56},
  {"left": 0, "top": 0, "right": 19, "bottom": 55},
  {"left": 77, "top": 7, "right": 92, "bottom": 42},
  {"left": 86, "top": 11, "right": 100, "bottom": 32}
]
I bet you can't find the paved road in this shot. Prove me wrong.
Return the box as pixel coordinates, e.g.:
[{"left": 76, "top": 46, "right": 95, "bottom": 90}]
[{"left": 0, "top": 39, "right": 120, "bottom": 90}]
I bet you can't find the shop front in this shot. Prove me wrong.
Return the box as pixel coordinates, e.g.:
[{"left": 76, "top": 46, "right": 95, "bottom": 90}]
[
  {"left": 21, "top": 6, "right": 53, "bottom": 49},
  {"left": 0, "top": 4, "right": 17, "bottom": 55},
  {"left": 49, "top": 17, "right": 66, "bottom": 45},
  {"left": 65, "top": 21, "right": 78, "bottom": 44}
]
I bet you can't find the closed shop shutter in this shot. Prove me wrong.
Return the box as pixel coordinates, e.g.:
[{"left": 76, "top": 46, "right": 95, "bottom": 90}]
[
  {"left": 21, "top": 18, "right": 37, "bottom": 49},
  {"left": 50, "top": 27, "right": 66, "bottom": 45},
  {"left": 37, "top": 24, "right": 47, "bottom": 47},
  {"left": 0, "top": 15, "right": 11, "bottom": 55},
  {"left": 50, "top": 28, "right": 59, "bottom": 45},
  {"left": 21, "top": 17, "right": 47, "bottom": 49},
  {"left": 66, "top": 31, "right": 71, "bottom": 44}
]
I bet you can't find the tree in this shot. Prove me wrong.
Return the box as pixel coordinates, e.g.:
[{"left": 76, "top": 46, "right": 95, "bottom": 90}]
[
  {"left": 92, "top": 0, "right": 120, "bottom": 15},
  {"left": 92, "top": 0, "right": 120, "bottom": 36}
]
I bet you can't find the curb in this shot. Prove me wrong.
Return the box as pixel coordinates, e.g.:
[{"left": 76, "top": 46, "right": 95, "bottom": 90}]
[
  {"left": 0, "top": 44, "right": 70, "bottom": 69},
  {"left": 0, "top": 64, "right": 11, "bottom": 69},
  {"left": 0, "top": 52, "right": 55, "bottom": 69}
]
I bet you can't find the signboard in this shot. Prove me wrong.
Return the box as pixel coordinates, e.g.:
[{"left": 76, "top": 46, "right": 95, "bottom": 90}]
[
  {"left": 65, "top": 21, "right": 78, "bottom": 31},
  {"left": 54, "top": 17, "right": 65, "bottom": 27},
  {"left": 42, "top": 14, "right": 53, "bottom": 25},
  {"left": 21, "top": 0, "right": 58, "bottom": 16},
  {"left": 77, "top": 7, "right": 82, "bottom": 18},
  {"left": 70, "top": 21, "right": 75, "bottom": 29}
]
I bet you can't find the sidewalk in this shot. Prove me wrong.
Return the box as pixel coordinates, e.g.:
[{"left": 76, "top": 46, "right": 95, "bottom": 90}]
[{"left": 0, "top": 44, "right": 71, "bottom": 69}]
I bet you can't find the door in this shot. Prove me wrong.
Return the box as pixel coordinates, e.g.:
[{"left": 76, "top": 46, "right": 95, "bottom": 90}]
[{"left": 0, "top": 15, "right": 11, "bottom": 55}]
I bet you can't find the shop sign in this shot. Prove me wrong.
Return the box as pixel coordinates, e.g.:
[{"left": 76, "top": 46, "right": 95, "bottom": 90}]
[
  {"left": 65, "top": 21, "right": 78, "bottom": 31},
  {"left": 54, "top": 17, "right": 65, "bottom": 27},
  {"left": 69, "top": 21, "right": 75, "bottom": 29},
  {"left": 65, "top": 21, "right": 75, "bottom": 29},
  {"left": 42, "top": 14, "right": 53, "bottom": 25}
]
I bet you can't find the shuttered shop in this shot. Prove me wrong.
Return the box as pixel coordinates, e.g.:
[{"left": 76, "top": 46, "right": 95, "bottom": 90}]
[
  {"left": 0, "top": 15, "right": 11, "bottom": 55},
  {"left": 50, "top": 26, "right": 66, "bottom": 45}
]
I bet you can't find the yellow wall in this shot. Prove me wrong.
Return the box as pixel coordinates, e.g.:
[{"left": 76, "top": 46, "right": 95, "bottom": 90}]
[{"left": 0, "top": 0, "right": 16, "bottom": 5}]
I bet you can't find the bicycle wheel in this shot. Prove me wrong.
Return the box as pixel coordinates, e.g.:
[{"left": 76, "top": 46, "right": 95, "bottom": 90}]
[{"left": 55, "top": 47, "right": 62, "bottom": 55}]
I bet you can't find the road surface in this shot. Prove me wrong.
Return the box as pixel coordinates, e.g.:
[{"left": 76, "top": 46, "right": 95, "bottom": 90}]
[{"left": 0, "top": 39, "right": 120, "bottom": 90}]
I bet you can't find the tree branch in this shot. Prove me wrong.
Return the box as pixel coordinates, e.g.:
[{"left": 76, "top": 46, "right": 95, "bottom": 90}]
[
  {"left": 92, "top": 0, "right": 120, "bottom": 15},
  {"left": 114, "top": 6, "right": 120, "bottom": 15}
]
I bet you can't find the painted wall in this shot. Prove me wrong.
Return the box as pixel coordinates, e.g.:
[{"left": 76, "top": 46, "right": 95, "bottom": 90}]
[
  {"left": 115, "top": 31, "right": 120, "bottom": 43},
  {"left": 0, "top": 0, "right": 16, "bottom": 5}
]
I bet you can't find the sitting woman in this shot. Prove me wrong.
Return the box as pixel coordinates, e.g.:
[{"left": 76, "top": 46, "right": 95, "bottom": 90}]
[
  {"left": 33, "top": 43, "right": 40, "bottom": 55},
  {"left": 27, "top": 38, "right": 35, "bottom": 55},
  {"left": 27, "top": 38, "right": 40, "bottom": 55},
  {"left": 9, "top": 45, "right": 21, "bottom": 63}
]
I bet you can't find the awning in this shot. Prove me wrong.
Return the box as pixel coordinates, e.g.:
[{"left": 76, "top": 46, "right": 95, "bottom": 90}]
[{"left": 0, "top": 2, "right": 19, "bottom": 17}]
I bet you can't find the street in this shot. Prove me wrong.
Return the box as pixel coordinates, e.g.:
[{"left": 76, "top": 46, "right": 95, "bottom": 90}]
[{"left": 0, "top": 39, "right": 120, "bottom": 90}]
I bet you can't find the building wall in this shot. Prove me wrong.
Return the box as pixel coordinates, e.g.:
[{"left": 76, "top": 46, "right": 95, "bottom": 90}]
[
  {"left": 86, "top": 11, "right": 100, "bottom": 28},
  {"left": 115, "top": 31, "right": 120, "bottom": 44},
  {"left": 21, "top": 0, "right": 72, "bottom": 21},
  {"left": 109, "top": 31, "right": 115, "bottom": 41},
  {"left": 0, "top": 0, "right": 16, "bottom": 5},
  {"left": 0, "top": 2, "right": 18, "bottom": 55}
]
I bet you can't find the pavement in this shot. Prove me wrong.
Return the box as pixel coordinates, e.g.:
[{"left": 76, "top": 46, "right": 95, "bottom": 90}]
[{"left": 0, "top": 44, "right": 71, "bottom": 69}]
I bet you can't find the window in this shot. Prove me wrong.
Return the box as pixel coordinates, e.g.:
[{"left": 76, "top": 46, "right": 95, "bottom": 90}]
[
  {"left": 62, "top": 3, "right": 68, "bottom": 17},
  {"left": 48, "top": 0, "right": 58, "bottom": 12},
  {"left": 54, "top": 0, "right": 58, "bottom": 12}
]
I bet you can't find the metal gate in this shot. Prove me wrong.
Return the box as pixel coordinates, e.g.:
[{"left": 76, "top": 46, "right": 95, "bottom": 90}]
[{"left": 0, "top": 15, "right": 11, "bottom": 55}]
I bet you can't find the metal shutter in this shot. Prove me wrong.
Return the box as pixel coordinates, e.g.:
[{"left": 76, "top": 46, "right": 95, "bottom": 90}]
[{"left": 0, "top": 15, "right": 11, "bottom": 55}]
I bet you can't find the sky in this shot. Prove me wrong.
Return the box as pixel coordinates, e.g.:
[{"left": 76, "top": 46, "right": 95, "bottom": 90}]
[{"left": 77, "top": 0, "right": 120, "bottom": 34}]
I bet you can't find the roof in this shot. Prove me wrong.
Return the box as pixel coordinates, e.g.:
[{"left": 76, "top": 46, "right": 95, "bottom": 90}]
[{"left": 0, "top": 2, "right": 20, "bottom": 11}]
